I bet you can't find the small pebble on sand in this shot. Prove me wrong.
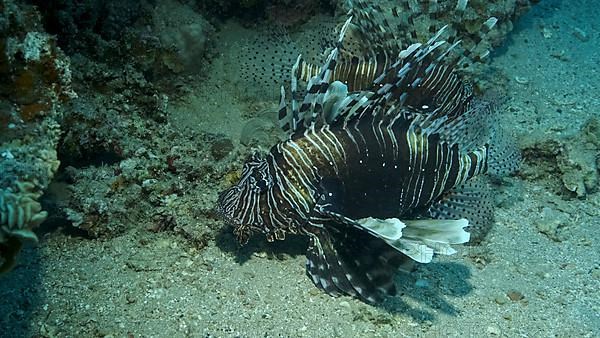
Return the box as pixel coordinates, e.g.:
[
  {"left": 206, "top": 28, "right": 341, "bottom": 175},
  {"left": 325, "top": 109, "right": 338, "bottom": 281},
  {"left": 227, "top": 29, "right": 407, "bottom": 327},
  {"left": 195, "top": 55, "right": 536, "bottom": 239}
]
[
  {"left": 507, "top": 290, "right": 524, "bottom": 301},
  {"left": 573, "top": 27, "right": 589, "bottom": 42},
  {"left": 495, "top": 295, "right": 508, "bottom": 305}
]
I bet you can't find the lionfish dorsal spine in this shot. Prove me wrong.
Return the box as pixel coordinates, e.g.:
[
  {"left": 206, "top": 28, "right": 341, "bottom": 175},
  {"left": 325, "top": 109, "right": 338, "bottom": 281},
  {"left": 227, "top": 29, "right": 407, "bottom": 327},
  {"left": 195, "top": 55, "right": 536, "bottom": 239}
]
[
  {"left": 290, "top": 55, "right": 302, "bottom": 131},
  {"left": 283, "top": 17, "right": 353, "bottom": 134},
  {"left": 457, "top": 16, "right": 499, "bottom": 66}
]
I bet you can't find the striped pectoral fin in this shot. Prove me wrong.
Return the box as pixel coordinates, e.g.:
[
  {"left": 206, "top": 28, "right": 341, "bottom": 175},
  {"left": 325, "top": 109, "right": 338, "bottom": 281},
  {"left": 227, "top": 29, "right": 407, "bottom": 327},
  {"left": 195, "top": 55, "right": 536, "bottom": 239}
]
[
  {"left": 426, "top": 177, "right": 494, "bottom": 244},
  {"left": 304, "top": 217, "right": 408, "bottom": 304},
  {"left": 306, "top": 227, "right": 356, "bottom": 299}
]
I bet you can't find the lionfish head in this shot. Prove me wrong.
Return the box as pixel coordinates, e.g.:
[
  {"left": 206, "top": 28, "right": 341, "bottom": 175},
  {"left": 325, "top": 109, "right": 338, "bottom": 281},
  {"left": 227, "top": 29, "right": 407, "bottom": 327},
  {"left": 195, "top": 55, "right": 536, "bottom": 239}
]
[{"left": 216, "top": 152, "right": 275, "bottom": 245}]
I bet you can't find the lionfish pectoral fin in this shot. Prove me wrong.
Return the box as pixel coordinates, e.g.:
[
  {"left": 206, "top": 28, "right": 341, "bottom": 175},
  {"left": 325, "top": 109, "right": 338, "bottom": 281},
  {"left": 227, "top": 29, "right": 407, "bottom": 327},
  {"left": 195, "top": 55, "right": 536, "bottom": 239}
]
[
  {"left": 305, "top": 227, "right": 357, "bottom": 299},
  {"left": 355, "top": 217, "right": 470, "bottom": 264},
  {"left": 427, "top": 178, "right": 494, "bottom": 244},
  {"left": 397, "top": 219, "right": 471, "bottom": 261},
  {"left": 305, "top": 220, "right": 410, "bottom": 304},
  {"left": 354, "top": 217, "right": 433, "bottom": 263},
  {"left": 354, "top": 216, "right": 405, "bottom": 241},
  {"left": 401, "top": 219, "right": 471, "bottom": 245}
]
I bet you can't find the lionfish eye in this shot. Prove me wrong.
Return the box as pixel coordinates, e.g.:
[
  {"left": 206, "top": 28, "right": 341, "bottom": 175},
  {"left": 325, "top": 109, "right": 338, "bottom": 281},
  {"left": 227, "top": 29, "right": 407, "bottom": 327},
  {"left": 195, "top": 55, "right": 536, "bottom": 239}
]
[
  {"left": 249, "top": 175, "right": 269, "bottom": 193},
  {"left": 256, "top": 179, "right": 268, "bottom": 192}
]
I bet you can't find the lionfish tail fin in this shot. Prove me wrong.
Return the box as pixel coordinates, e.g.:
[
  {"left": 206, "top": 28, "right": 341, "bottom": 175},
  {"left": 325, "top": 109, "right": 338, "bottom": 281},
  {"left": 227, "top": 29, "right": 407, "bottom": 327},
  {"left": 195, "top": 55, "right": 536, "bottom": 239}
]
[
  {"left": 487, "top": 126, "right": 521, "bottom": 176},
  {"left": 427, "top": 178, "right": 494, "bottom": 244}
]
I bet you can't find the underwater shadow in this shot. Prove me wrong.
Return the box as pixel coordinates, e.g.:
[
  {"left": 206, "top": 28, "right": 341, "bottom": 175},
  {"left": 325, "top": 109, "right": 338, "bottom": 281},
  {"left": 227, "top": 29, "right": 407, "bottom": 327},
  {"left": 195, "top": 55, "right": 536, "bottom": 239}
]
[
  {"left": 380, "top": 262, "right": 472, "bottom": 322},
  {"left": 216, "top": 221, "right": 473, "bottom": 322},
  {"left": 0, "top": 244, "right": 43, "bottom": 336},
  {"left": 215, "top": 224, "right": 473, "bottom": 321},
  {"left": 214, "top": 225, "right": 307, "bottom": 265}
]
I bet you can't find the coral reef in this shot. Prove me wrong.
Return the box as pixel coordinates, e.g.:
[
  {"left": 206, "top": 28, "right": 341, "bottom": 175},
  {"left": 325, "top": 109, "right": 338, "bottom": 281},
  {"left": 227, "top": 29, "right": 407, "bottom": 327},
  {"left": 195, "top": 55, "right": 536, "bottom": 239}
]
[
  {"left": 32, "top": 0, "right": 215, "bottom": 90},
  {"left": 58, "top": 125, "right": 236, "bottom": 249},
  {"left": 0, "top": 0, "right": 73, "bottom": 273},
  {"left": 1, "top": 0, "right": 220, "bottom": 273},
  {"left": 520, "top": 117, "right": 600, "bottom": 198},
  {"left": 151, "top": 0, "right": 216, "bottom": 74},
  {"left": 9, "top": 0, "right": 221, "bottom": 245}
]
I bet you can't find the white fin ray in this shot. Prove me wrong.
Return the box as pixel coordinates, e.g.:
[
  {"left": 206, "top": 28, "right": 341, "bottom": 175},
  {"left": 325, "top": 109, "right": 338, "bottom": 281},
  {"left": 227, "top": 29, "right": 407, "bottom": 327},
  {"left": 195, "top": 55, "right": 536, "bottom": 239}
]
[{"left": 356, "top": 217, "right": 470, "bottom": 263}]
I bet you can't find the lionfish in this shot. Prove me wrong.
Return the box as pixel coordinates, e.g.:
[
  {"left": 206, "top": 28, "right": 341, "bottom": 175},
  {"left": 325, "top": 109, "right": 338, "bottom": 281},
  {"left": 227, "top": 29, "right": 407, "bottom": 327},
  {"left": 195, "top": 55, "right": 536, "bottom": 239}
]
[{"left": 218, "top": 11, "right": 519, "bottom": 303}]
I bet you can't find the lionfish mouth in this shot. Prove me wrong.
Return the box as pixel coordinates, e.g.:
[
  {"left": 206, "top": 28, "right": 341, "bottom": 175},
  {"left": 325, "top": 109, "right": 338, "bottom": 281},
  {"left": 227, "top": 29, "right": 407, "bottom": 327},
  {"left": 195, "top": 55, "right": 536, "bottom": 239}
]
[
  {"left": 233, "top": 225, "right": 253, "bottom": 245},
  {"left": 216, "top": 186, "right": 259, "bottom": 245},
  {"left": 227, "top": 217, "right": 265, "bottom": 245},
  {"left": 215, "top": 185, "right": 238, "bottom": 216}
]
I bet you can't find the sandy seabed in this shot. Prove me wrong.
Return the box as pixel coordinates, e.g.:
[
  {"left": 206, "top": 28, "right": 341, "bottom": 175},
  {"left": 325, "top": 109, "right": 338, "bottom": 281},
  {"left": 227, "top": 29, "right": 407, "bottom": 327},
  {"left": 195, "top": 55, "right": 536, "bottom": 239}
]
[{"left": 1, "top": 0, "right": 599, "bottom": 337}]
